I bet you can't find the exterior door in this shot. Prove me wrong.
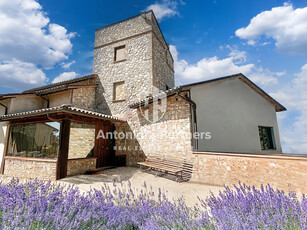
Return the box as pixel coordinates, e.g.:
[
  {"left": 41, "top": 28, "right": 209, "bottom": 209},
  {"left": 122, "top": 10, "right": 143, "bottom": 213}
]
[{"left": 95, "top": 122, "right": 115, "bottom": 168}]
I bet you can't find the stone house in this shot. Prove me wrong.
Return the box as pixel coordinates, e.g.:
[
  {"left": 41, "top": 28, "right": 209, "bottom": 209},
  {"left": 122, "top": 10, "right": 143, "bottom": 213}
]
[{"left": 0, "top": 10, "right": 288, "bottom": 181}]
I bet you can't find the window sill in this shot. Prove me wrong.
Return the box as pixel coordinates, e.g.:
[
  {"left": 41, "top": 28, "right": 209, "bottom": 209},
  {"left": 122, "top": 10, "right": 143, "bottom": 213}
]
[
  {"left": 112, "top": 99, "right": 126, "bottom": 103},
  {"left": 113, "top": 59, "right": 127, "bottom": 63},
  {"left": 5, "top": 156, "right": 57, "bottom": 163}
]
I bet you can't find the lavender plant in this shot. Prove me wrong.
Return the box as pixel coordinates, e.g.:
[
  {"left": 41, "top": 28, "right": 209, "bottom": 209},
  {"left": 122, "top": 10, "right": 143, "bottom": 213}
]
[
  {"left": 201, "top": 182, "right": 307, "bottom": 230},
  {"left": 0, "top": 179, "right": 305, "bottom": 230}
]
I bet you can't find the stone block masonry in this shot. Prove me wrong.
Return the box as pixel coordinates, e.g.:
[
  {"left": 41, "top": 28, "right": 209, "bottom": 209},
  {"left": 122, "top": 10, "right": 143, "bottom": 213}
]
[
  {"left": 67, "top": 158, "right": 97, "bottom": 176},
  {"left": 3, "top": 157, "right": 57, "bottom": 181},
  {"left": 93, "top": 11, "right": 178, "bottom": 165},
  {"left": 93, "top": 11, "right": 174, "bottom": 117},
  {"left": 68, "top": 122, "right": 95, "bottom": 159},
  {"left": 94, "top": 30, "right": 153, "bottom": 116},
  {"left": 191, "top": 152, "right": 307, "bottom": 194},
  {"left": 72, "top": 87, "right": 96, "bottom": 111},
  {"left": 119, "top": 95, "right": 193, "bottom": 166}
]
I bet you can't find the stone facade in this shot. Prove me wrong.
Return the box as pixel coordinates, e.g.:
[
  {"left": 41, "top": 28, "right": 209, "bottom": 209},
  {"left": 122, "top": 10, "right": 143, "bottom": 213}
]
[
  {"left": 93, "top": 11, "right": 187, "bottom": 166},
  {"left": 191, "top": 152, "right": 307, "bottom": 194},
  {"left": 3, "top": 157, "right": 57, "bottom": 180},
  {"left": 114, "top": 95, "right": 193, "bottom": 166},
  {"left": 67, "top": 158, "right": 97, "bottom": 176},
  {"left": 152, "top": 33, "right": 174, "bottom": 90},
  {"left": 94, "top": 30, "right": 153, "bottom": 116},
  {"left": 93, "top": 11, "right": 174, "bottom": 117},
  {"left": 68, "top": 122, "right": 95, "bottom": 159},
  {"left": 72, "top": 87, "right": 96, "bottom": 110},
  {"left": 136, "top": 95, "right": 192, "bottom": 159}
]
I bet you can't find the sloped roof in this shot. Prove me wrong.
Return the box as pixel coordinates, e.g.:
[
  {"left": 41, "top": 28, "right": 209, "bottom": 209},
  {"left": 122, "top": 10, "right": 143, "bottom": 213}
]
[
  {"left": 23, "top": 74, "right": 98, "bottom": 94},
  {"left": 129, "top": 73, "right": 286, "bottom": 112},
  {"left": 0, "top": 105, "right": 126, "bottom": 122},
  {"left": 129, "top": 86, "right": 181, "bottom": 108}
]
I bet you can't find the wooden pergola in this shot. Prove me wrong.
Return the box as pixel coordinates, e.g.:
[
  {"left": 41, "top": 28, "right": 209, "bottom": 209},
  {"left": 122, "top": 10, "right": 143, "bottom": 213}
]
[{"left": 0, "top": 105, "right": 126, "bottom": 179}]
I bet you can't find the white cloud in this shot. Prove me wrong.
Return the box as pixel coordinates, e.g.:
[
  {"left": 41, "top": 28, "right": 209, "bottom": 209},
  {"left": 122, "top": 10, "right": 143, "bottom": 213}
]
[
  {"left": 249, "top": 67, "right": 284, "bottom": 86},
  {"left": 0, "top": 59, "right": 47, "bottom": 90},
  {"left": 227, "top": 45, "right": 247, "bottom": 64},
  {"left": 0, "top": 0, "right": 76, "bottom": 89},
  {"left": 247, "top": 40, "right": 257, "bottom": 46},
  {"left": 170, "top": 45, "right": 281, "bottom": 86},
  {"left": 144, "top": 0, "right": 180, "bottom": 21},
  {"left": 236, "top": 3, "right": 307, "bottom": 54},
  {"left": 270, "top": 64, "right": 307, "bottom": 154},
  {"left": 61, "top": 60, "right": 76, "bottom": 69},
  {"left": 52, "top": 72, "right": 78, "bottom": 84}
]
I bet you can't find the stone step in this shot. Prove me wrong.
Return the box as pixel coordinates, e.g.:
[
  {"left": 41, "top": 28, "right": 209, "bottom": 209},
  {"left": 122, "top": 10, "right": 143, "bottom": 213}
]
[{"left": 85, "top": 166, "right": 116, "bottom": 174}]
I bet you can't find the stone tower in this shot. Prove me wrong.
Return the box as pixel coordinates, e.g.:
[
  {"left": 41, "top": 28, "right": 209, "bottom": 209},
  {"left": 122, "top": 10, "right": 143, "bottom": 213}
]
[{"left": 93, "top": 10, "right": 174, "bottom": 117}]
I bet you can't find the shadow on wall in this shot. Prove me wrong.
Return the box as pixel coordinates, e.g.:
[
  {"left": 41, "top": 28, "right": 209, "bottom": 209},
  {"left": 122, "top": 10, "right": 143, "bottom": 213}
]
[
  {"left": 136, "top": 95, "right": 189, "bottom": 127},
  {"left": 95, "top": 85, "right": 146, "bottom": 166},
  {"left": 115, "top": 123, "right": 146, "bottom": 166},
  {"left": 95, "top": 81, "right": 112, "bottom": 115}
]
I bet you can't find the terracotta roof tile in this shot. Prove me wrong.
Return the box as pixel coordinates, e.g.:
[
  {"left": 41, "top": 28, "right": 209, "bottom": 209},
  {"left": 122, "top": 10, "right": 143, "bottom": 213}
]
[
  {"left": 0, "top": 105, "right": 126, "bottom": 122},
  {"left": 23, "top": 74, "right": 98, "bottom": 94}
]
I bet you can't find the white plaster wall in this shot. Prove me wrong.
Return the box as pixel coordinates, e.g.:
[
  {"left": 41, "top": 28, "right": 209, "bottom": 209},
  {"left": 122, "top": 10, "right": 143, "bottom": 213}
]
[
  {"left": 191, "top": 78, "right": 283, "bottom": 154},
  {"left": 9, "top": 95, "right": 45, "bottom": 113},
  {"left": 48, "top": 91, "right": 71, "bottom": 107},
  {"left": 0, "top": 106, "right": 8, "bottom": 172}
]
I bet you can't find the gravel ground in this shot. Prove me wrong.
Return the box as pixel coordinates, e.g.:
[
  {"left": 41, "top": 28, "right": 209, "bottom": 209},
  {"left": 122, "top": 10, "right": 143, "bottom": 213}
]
[
  {"left": 59, "top": 167, "right": 224, "bottom": 207},
  {"left": 0, "top": 167, "right": 224, "bottom": 206}
]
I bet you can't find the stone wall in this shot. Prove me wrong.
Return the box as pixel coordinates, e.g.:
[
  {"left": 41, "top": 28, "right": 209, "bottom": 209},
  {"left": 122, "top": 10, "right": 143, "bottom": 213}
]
[
  {"left": 118, "top": 95, "right": 193, "bottom": 166},
  {"left": 93, "top": 11, "right": 181, "bottom": 165},
  {"left": 3, "top": 157, "right": 57, "bottom": 180},
  {"left": 152, "top": 34, "right": 174, "bottom": 90},
  {"left": 191, "top": 152, "right": 307, "bottom": 194},
  {"left": 94, "top": 30, "right": 153, "bottom": 116},
  {"left": 151, "top": 15, "right": 174, "bottom": 91},
  {"left": 67, "top": 158, "right": 96, "bottom": 176},
  {"left": 72, "top": 87, "right": 96, "bottom": 110},
  {"left": 93, "top": 11, "right": 174, "bottom": 117},
  {"left": 94, "top": 13, "right": 152, "bottom": 47},
  {"left": 68, "top": 122, "right": 95, "bottom": 159}
]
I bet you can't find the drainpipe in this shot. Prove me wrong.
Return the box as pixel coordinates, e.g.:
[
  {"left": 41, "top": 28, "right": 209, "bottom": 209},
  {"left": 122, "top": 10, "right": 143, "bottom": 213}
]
[
  {"left": 176, "top": 89, "right": 198, "bottom": 150},
  {"left": 36, "top": 94, "right": 49, "bottom": 108},
  {"left": 0, "top": 103, "right": 7, "bottom": 115}
]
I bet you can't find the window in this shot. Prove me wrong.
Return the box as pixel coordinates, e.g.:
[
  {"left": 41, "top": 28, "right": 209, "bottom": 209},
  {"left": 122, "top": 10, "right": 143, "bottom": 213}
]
[
  {"left": 114, "top": 45, "right": 126, "bottom": 62},
  {"left": 7, "top": 122, "right": 60, "bottom": 159},
  {"left": 258, "top": 126, "right": 276, "bottom": 150},
  {"left": 113, "top": 81, "right": 125, "bottom": 101}
]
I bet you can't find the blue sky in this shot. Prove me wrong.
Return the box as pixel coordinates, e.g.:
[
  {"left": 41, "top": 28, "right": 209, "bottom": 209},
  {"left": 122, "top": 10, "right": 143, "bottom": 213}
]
[{"left": 0, "top": 0, "right": 306, "bottom": 153}]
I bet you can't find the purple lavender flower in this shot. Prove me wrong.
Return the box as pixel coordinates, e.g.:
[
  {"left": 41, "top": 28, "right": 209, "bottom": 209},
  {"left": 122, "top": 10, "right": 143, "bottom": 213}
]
[{"left": 0, "top": 179, "right": 305, "bottom": 229}]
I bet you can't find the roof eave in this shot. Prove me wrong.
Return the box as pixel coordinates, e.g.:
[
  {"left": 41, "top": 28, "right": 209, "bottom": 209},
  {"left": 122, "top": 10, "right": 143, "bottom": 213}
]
[
  {"left": 181, "top": 73, "right": 287, "bottom": 113},
  {"left": 23, "top": 74, "right": 98, "bottom": 94},
  {"left": 0, "top": 105, "right": 126, "bottom": 123}
]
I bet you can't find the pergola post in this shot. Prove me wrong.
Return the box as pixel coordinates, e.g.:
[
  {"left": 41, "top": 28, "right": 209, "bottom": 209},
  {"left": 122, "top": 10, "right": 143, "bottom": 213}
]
[{"left": 56, "top": 118, "right": 71, "bottom": 180}]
